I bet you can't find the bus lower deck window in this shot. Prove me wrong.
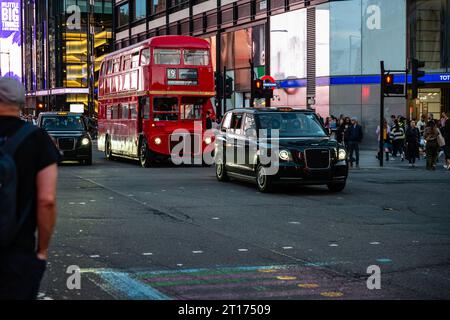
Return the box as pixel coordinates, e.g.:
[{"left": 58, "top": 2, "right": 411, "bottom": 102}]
[{"left": 153, "top": 97, "right": 178, "bottom": 121}]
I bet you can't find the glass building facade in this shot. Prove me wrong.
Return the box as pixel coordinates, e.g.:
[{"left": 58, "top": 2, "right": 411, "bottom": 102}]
[
  {"left": 112, "top": 0, "right": 449, "bottom": 146},
  {"left": 22, "top": 0, "right": 113, "bottom": 115}
]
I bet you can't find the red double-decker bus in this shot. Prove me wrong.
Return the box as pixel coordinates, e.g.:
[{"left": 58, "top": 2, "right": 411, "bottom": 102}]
[{"left": 98, "top": 36, "right": 215, "bottom": 167}]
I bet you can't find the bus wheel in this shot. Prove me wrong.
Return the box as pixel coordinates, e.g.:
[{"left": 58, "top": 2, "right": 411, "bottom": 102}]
[
  {"left": 139, "top": 139, "right": 153, "bottom": 168},
  {"left": 105, "top": 137, "right": 113, "bottom": 160}
]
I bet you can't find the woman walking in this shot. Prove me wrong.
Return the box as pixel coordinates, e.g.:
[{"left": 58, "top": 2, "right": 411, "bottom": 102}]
[
  {"left": 424, "top": 121, "right": 439, "bottom": 170},
  {"left": 390, "top": 119, "right": 406, "bottom": 161},
  {"left": 405, "top": 120, "right": 420, "bottom": 167}
]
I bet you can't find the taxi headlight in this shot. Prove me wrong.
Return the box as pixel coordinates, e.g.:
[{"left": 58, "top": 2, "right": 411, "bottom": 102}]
[
  {"left": 154, "top": 137, "right": 162, "bottom": 145},
  {"left": 81, "top": 137, "right": 90, "bottom": 146},
  {"left": 204, "top": 137, "right": 212, "bottom": 145},
  {"left": 279, "top": 150, "right": 292, "bottom": 161},
  {"left": 338, "top": 148, "right": 347, "bottom": 161}
]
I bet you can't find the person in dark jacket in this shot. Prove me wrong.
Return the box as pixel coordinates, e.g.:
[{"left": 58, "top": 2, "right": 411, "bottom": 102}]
[
  {"left": 405, "top": 120, "right": 420, "bottom": 167},
  {"left": 443, "top": 117, "right": 450, "bottom": 170},
  {"left": 336, "top": 117, "right": 351, "bottom": 147},
  {"left": 347, "top": 117, "right": 363, "bottom": 168}
]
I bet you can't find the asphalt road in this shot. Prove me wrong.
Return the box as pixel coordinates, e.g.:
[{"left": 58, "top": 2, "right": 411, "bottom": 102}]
[{"left": 38, "top": 147, "right": 450, "bottom": 300}]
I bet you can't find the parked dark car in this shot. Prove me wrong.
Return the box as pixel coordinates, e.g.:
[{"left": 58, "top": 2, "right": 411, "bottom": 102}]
[
  {"left": 214, "top": 107, "right": 348, "bottom": 192},
  {"left": 37, "top": 112, "right": 92, "bottom": 165}
]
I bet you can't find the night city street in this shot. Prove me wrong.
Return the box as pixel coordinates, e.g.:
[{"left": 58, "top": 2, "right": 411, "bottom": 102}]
[
  {"left": 2, "top": 0, "right": 450, "bottom": 309},
  {"left": 36, "top": 147, "right": 450, "bottom": 300}
]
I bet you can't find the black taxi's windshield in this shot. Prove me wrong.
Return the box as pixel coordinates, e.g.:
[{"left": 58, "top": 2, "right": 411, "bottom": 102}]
[
  {"left": 41, "top": 115, "right": 86, "bottom": 131},
  {"left": 256, "top": 112, "right": 327, "bottom": 137}
]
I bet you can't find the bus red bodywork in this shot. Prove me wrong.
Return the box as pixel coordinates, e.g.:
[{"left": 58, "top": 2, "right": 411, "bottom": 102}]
[{"left": 98, "top": 36, "right": 215, "bottom": 166}]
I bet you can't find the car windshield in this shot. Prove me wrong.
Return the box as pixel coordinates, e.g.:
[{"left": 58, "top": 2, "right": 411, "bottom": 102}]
[
  {"left": 41, "top": 115, "right": 86, "bottom": 131},
  {"left": 256, "top": 112, "right": 327, "bottom": 137}
]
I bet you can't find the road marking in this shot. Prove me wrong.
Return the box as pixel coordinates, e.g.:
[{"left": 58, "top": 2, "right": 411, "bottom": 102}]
[
  {"left": 90, "top": 255, "right": 100, "bottom": 258},
  {"left": 329, "top": 244, "right": 339, "bottom": 247},
  {"left": 321, "top": 291, "right": 344, "bottom": 298},
  {"left": 69, "top": 202, "right": 75, "bottom": 205},
  {"left": 212, "top": 217, "right": 220, "bottom": 220},
  {"left": 377, "top": 258, "right": 392, "bottom": 264},
  {"left": 298, "top": 283, "right": 319, "bottom": 288},
  {"left": 238, "top": 249, "right": 248, "bottom": 252},
  {"left": 288, "top": 222, "right": 301, "bottom": 225},
  {"left": 276, "top": 276, "right": 297, "bottom": 281},
  {"left": 79, "top": 202, "right": 86, "bottom": 205},
  {"left": 142, "top": 253, "right": 153, "bottom": 256},
  {"left": 192, "top": 251, "right": 203, "bottom": 254},
  {"left": 370, "top": 242, "right": 380, "bottom": 245},
  {"left": 282, "top": 246, "right": 293, "bottom": 250},
  {"left": 98, "top": 270, "right": 171, "bottom": 300}
]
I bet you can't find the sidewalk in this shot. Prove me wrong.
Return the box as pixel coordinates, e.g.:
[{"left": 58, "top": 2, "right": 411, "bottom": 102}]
[{"left": 353, "top": 150, "right": 449, "bottom": 171}]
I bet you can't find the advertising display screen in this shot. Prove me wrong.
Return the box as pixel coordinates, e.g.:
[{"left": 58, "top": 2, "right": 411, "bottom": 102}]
[{"left": 0, "top": 0, "right": 21, "bottom": 81}]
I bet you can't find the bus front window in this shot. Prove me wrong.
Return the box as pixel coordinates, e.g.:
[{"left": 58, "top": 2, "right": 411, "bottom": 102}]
[
  {"left": 180, "top": 98, "right": 203, "bottom": 120},
  {"left": 153, "top": 97, "right": 179, "bottom": 121}
]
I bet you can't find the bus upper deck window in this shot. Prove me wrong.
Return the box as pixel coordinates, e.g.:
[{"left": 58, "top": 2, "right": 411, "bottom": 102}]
[
  {"left": 184, "top": 50, "right": 209, "bottom": 66},
  {"left": 153, "top": 49, "right": 181, "bottom": 65},
  {"left": 140, "top": 48, "right": 150, "bottom": 66}
]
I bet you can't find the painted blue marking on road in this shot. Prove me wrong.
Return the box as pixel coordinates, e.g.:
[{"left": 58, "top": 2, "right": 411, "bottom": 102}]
[
  {"left": 377, "top": 258, "right": 392, "bottom": 264},
  {"left": 98, "top": 271, "right": 171, "bottom": 300}
]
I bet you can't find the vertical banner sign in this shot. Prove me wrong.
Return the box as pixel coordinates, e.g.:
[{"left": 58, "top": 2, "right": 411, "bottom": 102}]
[{"left": 0, "top": 0, "right": 21, "bottom": 81}]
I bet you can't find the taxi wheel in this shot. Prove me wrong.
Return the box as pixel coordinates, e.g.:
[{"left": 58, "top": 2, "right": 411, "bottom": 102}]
[
  {"left": 105, "top": 137, "right": 113, "bottom": 160},
  {"left": 215, "top": 162, "right": 229, "bottom": 182},
  {"left": 139, "top": 139, "right": 153, "bottom": 168},
  {"left": 256, "top": 164, "right": 272, "bottom": 193},
  {"left": 327, "top": 182, "right": 346, "bottom": 192},
  {"left": 83, "top": 157, "right": 92, "bottom": 166}
]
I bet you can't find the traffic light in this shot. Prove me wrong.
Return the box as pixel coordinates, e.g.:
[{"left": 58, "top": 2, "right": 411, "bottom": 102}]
[
  {"left": 254, "top": 79, "right": 264, "bottom": 98},
  {"left": 411, "top": 58, "right": 425, "bottom": 99},
  {"left": 225, "top": 77, "right": 233, "bottom": 98},
  {"left": 382, "top": 73, "right": 404, "bottom": 95},
  {"left": 214, "top": 71, "right": 223, "bottom": 97}
]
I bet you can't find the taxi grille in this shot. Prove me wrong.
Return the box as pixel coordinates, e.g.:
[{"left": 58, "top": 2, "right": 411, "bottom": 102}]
[
  {"left": 304, "top": 149, "right": 330, "bottom": 169},
  {"left": 58, "top": 138, "right": 75, "bottom": 151}
]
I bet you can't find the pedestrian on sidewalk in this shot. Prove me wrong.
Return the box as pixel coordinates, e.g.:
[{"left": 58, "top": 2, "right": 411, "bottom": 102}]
[
  {"left": 424, "top": 120, "right": 439, "bottom": 170},
  {"left": 0, "top": 77, "right": 60, "bottom": 300},
  {"left": 376, "top": 119, "right": 391, "bottom": 161},
  {"left": 405, "top": 120, "right": 420, "bottom": 167},
  {"left": 347, "top": 117, "right": 363, "bottom": 168},
  {"left": 337, "top": 117, "right": 351, "bottom": 149},
  {"left": 390, "top": 120, "right": 406, "bottom": 161},
  {"left": 442, "top": 117, "right": 450, "bottom": 170}
]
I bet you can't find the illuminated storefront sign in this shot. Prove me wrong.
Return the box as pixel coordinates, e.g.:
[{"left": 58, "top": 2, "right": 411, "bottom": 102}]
[{"left": 0, "top": 0, "right": 21, "bottom": 81}]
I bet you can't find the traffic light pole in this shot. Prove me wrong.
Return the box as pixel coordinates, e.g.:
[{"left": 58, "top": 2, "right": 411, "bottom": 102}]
[
  {"left": 223, "top": 66, "right": 227, "bottom": 112},
  {"left": 249, "top": 59, "right": 254, "bottom": 108},
  {"left": 379, "top": 61, "right": 385, "bottom": 168}
]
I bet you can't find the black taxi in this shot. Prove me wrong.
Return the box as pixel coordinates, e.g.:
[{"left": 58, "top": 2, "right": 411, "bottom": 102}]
[
  {"left": 214, "top": 107, "right": 348, "bottom": 192},
  {"left": 37, "top": 112, "right": 92, "bottom": 165}
]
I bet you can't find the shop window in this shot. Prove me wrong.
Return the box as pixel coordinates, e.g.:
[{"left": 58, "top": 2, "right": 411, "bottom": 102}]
[
  {"left": 134, "top": 0, "right": 146, "bottom": 21},
  {"left": 118, "top": 3, "right": 129, "bottom": 27}
]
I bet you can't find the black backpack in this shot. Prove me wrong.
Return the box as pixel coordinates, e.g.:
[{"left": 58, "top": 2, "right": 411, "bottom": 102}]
[{"left": 0, "top": 124, "right": 39, "bottom": 248}]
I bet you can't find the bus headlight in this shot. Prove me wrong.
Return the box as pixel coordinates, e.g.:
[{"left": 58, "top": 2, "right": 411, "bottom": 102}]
[
  {"left": 204, "top": 137, "right": 212, "bottom": 145},
  {"left": 154, "top": 137, "right": 162, "bottom": 145},
  {"left": 279, "top": 150, "right": 292, "bottom": 161},
  {"left": 338, "top": 148, "right": 347, "bottom": 161},
  {"left": 81, "top": 137, "right": 90, "bottom": 146}
]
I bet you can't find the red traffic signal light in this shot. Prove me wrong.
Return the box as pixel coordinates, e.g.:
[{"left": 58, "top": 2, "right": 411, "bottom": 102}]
[
  {"left": 37, "top": 103, "right": 44, "bottom": 109},
  {"left": 255, "top": 79, "right": 262, "bottom": 89},
  {"left": 385, "top": 75, "right": 393, "bottom": 85}
]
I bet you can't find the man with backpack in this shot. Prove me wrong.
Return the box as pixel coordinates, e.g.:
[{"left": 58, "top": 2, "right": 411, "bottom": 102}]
[{"left": 0, "top": 77, "right": 60, "bottom": 300}]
